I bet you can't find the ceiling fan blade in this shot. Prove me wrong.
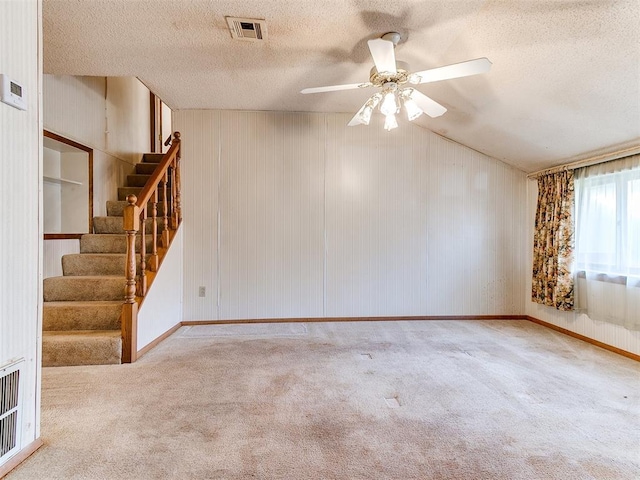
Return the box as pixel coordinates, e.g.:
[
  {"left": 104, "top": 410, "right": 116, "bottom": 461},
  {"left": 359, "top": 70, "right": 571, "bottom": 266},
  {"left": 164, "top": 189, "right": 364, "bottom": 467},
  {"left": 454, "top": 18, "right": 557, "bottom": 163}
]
[
  {"left": 410, "top": 90, "right": 447, "bottom": 118},
  {"left": 367, "top": 38, "right": 397, "bottom": 74},
  {"left": 301, "top": 82, "right": 372, "bottom": 94},
  {"left": 410, "top": 58, "right": 492, "bottom": 84}
]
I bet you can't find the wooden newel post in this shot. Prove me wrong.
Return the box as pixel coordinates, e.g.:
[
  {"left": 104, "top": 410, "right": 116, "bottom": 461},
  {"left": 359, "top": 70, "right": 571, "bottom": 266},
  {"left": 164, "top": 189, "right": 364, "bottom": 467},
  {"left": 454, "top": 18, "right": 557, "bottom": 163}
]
[
  {"left": 173, "top": 131, "right": 182, "bottom": 225},
  {"left": 122, "top": 194, "right": 140, "bottom": 363}
]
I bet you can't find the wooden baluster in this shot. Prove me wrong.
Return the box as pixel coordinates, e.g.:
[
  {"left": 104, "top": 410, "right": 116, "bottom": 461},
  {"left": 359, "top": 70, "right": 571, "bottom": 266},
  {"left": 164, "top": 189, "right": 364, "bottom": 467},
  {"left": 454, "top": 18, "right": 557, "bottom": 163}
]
[
  {"left": 161, "top": 171, "right": 170, "bottom": 247},
  {"left": 174, "top": 132, "right": 182, "bottom": 224},
  {"left": 149, "top": 190, "right": 159, "bottom": 272},
  {"left": 170, "top": 161, "right": 177, "bottom": 229},
  {"left": 121, "top": 194, "right": 139, "bottom": 363},
  {"left": 137, "top": 205, "right": 147, "bottom": 297}
]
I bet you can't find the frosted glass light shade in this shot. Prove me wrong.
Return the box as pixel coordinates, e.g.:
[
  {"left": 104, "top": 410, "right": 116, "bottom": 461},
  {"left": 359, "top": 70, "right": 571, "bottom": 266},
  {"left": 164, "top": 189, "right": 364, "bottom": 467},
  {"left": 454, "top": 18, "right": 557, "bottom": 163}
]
[
  {"left": 384, "top": 113, "right": 398, "bottom": 131},
  {"left": 380, "top": 91, "right": 398, "bottom": 116},
  {"left": 403, "top": 98, "right": 423, "bottom": 121}
]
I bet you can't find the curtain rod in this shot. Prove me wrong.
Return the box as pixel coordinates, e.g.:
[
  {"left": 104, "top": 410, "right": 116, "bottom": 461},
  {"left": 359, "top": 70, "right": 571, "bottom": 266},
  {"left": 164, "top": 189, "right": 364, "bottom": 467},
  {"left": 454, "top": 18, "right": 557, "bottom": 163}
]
[{"left": 526, "top": 145, "right": 640, "bottom": 179}]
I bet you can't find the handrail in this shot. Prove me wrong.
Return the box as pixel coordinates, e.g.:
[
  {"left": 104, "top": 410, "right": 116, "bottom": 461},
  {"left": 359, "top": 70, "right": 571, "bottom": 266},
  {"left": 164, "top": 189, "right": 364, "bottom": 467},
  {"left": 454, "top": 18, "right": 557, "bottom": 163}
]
[{"left": 121, "top": 131, "right": 182, "bottom": 363}]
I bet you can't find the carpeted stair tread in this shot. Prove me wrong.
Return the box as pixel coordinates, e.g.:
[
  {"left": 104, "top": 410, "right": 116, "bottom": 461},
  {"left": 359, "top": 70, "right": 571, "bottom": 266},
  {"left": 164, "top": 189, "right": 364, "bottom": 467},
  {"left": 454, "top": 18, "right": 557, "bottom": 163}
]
[
  {"left": 142, "top": 153, "right": 164, "bottom": 163},
  {"left": 126, "top": 174, "right": 152, "bottom": 187},
  {"left": 93, "top": 216, "right": 158, "bottom": 234},
  {"left": 42, "top": 330, "right": 122, "bottom": 367},
  {"left": 107, "top": 200, "right": 165, "bottom": 217},
  {"left": 43, "top": 301, "right": 122, "bottom": 331},
  {"left": 44, "top": 275, "right": 125, "bottom": 302},
  {"left": 118, "top": 182, "right": 171, "bottom": 201},
  {"left": 80, "top": 234, "right": 153, "bottom": 253},
  {"left": 135, "top": 162, "right": 158, "bottom": 175},
  {"left": 118, "top": 186, "right": 142, "bottom": 201},
  {"left": 61, "top": 253, "right": 146, "bottom": 276}
]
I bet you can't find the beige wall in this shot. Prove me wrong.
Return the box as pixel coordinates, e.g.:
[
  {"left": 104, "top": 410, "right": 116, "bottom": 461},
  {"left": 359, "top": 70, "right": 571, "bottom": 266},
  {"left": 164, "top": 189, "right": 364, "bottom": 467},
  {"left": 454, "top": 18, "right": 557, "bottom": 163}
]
[
  {"left": 0, "top": 0, "right": 42, "bottom": 467},
  {"left": 43, "top": 75, "right": 151, "bottom": 210},
  {"left": 175, "top": 110, "right": 527, "bottom": 321},
  {"left": 43, "top": 75, "right": 153, "bottom": 276}
]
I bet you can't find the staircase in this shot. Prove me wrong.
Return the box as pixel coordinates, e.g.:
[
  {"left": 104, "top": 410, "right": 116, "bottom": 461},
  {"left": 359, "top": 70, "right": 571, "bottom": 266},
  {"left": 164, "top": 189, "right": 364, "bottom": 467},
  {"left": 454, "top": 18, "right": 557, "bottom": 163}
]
[{"left": 42, "top": 153, "right": 166, "bottom": 367}]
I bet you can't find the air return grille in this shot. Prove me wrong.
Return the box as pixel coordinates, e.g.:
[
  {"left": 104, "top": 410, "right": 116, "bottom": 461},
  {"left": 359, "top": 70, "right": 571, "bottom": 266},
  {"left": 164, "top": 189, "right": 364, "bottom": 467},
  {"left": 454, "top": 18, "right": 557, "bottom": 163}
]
[
  {"left": 225, "top": 17, "right": 267, "bottom": 41},
  {"left": 0, "top": 361, "right": 22, "bottom": 462}
]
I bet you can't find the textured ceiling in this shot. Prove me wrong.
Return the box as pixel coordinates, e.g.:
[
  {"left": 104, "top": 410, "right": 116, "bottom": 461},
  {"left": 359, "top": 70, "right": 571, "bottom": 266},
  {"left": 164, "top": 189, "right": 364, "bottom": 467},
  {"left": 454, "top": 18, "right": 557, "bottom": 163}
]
[{"left": 43, "top": 0, "right": 640, "bottom": 172}]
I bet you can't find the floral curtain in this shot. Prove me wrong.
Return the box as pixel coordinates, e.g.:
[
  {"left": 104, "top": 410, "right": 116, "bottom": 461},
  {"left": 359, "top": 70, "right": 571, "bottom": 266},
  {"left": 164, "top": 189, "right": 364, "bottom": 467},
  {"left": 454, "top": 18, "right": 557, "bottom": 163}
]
[{"left": 532, "top": 170, "right": 575, "bottom": 310}]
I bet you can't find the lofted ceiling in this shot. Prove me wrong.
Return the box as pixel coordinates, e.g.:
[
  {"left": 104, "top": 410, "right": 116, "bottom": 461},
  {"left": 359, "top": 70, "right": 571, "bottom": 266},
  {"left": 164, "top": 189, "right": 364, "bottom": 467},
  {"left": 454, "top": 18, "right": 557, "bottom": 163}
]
[{"left": 43, "top": 0, "right": 640, "bottom": 172}]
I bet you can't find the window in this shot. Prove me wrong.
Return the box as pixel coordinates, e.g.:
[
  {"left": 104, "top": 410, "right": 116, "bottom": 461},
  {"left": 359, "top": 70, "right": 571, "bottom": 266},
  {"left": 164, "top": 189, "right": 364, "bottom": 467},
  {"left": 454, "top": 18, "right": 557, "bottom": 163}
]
[{"left": 575, "top": 164, "right": 640, "bottom": 276}]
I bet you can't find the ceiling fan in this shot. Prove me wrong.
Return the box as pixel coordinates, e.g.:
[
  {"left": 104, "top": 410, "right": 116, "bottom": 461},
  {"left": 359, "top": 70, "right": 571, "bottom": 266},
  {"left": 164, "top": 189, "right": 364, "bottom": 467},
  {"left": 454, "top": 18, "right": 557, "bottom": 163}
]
[{"left": 301, "top": 32, "right": 492, "bottom": 131}]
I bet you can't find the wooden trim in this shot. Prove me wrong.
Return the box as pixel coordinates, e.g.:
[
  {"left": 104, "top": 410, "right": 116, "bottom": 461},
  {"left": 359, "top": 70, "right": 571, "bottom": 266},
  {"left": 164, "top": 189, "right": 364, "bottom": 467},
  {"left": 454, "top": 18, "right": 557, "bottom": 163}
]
[
  {"left": 136, "top": 322, "right": 182, "bottom": 359},
  {"left": 526, "top": 316, "right": 640, "bottom": 362},
  {"left": 149, "top": 92, "right": 156, "bottom": 153},
  {"left": 43, "top": 130, "right": 92, "bottom": 153},
  {"left": 0, "top": 438, "right": 44, "bottom": 478},
  {"left": 181, "top": 315, "right": 525, "bottom": 326},
  {"left": 43, "top": 233, "right": 83, "bottom": 240},
  {"left": 88, "top": 151, "right": 94, "bottom": 234}
]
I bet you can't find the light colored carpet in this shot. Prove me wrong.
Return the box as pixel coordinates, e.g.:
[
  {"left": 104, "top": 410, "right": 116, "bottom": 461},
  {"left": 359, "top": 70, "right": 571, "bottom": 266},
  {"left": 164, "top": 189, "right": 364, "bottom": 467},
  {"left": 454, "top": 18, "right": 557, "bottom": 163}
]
[{"left": 7, "top": 320, "right": 640, "bottom": 479}]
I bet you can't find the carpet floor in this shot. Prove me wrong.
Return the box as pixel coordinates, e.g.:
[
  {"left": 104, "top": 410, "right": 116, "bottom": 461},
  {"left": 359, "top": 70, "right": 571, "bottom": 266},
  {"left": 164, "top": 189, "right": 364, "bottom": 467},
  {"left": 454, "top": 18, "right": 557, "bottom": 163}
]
[{"left": 6, "top": 320, "right": 640, "bottom": 479}]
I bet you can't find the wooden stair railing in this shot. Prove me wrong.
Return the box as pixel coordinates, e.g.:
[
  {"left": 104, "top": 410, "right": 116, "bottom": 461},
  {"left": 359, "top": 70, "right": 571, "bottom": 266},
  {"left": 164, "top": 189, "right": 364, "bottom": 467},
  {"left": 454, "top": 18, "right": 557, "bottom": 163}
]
[{"left": 121, "top": 131, "right": 182, "bottom": 363}]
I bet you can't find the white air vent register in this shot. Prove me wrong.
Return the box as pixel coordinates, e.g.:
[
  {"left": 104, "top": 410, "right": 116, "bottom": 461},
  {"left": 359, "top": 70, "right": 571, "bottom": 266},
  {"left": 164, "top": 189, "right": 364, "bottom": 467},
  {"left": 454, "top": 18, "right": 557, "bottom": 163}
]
[
  {"left": 225, "top": 17, "right": 267, "bottom": 41},
  {"left": 0, "top": 359, "right": 23, "bottom": 465}
]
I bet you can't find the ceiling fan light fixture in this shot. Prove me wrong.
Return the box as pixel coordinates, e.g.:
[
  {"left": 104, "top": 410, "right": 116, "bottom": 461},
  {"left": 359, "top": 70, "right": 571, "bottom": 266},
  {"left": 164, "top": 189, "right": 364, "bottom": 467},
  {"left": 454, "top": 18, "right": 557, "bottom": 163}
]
[
  {"left": 301, "top": 33, "right": 490, "bottom": 131},
  {"left": 384, "top": 113, "right": 398, "bottom": 131}
]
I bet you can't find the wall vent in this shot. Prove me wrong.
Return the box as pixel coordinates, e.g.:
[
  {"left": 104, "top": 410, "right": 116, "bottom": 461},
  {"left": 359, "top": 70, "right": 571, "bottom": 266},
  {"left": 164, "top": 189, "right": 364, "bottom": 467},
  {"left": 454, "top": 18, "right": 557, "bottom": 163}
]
[
  {"left": 0, "top": 360, "right": 23, "bottom": 464},
  {"left": 225, "top": 17, "right": 267, "bottom": 42}
]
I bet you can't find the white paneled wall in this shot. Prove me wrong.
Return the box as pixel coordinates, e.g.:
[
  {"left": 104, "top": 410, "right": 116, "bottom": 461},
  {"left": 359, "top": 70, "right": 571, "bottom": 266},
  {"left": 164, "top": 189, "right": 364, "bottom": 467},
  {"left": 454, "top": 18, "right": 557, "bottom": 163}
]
[
  {"left": 43, "top": 75, "right": 150, "bottom": 164},
  {"left": 105, "top": 77, "right": 152, "bottom": 164},
  {"left": 219, "top": 112, "right": 325, "bottom": 319},
  {"left": 325, "top": 115, "right": 429, "bottom": 316},
  {"left": 524, "top": 179, "right": 640, "bottom": 355},
  {"left": 174, "top": 110, "right": 220, "bottom": 321},
  {"left": 176, "top": 110, "right": 527, "bottom": 321},
  {"left": 0, "top": 0, "right": 42, "bottom": 465},
  {"left": 43, "top": 75, "right": 107, "bottom": 150},
  {"left": 43, "top": 240, "right": 79, "bottom": 278},
  {"left": 92, "top": 150, "right": 135, "bottom": 217}
]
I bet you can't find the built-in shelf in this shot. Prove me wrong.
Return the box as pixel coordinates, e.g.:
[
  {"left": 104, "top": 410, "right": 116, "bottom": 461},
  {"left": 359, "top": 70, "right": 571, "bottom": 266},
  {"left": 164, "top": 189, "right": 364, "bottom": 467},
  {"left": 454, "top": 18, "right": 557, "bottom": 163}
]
[{"left": 43, "top": 176, "right": 83, "bottom": 186}]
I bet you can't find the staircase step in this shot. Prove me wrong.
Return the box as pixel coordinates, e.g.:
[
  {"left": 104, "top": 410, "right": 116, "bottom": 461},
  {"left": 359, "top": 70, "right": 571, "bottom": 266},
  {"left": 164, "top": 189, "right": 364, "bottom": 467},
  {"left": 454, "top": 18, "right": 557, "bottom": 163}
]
[
  {"left": 62, "top": 253, "right": 147, "bottom": 276},
  {"left": 80, "top": 234, "right": 153, "bottom": 253},
  {"left": 142, "top": 153, "right": 164, "bottom": 163},
  {"left": 93, "top": 216, "right": 158, "bottom": 234},
  {"left": 118, "top": 182, "right": 171, "bottom": 201},
  {"left": 43, "top": 301, "right": 122, "bottom": 331},
  {"left": 42, "top": 330, "right": 121, "bottom": 366},
  {"left": 107, "top": 200, "right": 165, "bottom": 217},
  {"left": 127, "top": 174, "right": 152, "bottom": 187},
  {"left": 136, "top": 163, "right": 158, "bottom": 175},
  {"left": 44, "top": 276, "right": 125, "bottom": 302},
  {"left": 118, "top": 186, "right": 142, "bottom": 201}
]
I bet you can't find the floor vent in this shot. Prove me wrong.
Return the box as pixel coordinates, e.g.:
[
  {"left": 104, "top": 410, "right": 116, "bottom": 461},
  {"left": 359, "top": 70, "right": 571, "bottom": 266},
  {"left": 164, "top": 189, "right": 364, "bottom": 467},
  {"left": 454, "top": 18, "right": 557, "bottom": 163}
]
[
  {"left": 225, "top": 17, "right": 267, "bottom": 42},
  {"left": 0, "top": 360, "right": 23, "bottom": 463}
]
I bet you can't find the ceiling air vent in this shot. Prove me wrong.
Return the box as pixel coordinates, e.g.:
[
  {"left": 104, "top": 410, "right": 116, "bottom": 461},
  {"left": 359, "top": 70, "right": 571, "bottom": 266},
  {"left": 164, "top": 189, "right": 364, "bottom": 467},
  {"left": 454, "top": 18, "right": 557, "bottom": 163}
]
[{"left": 225, "top": 17, "right": 267, "bottom": 42}]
